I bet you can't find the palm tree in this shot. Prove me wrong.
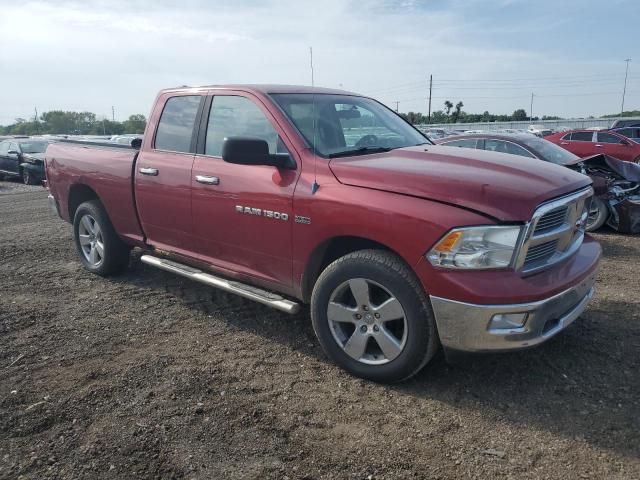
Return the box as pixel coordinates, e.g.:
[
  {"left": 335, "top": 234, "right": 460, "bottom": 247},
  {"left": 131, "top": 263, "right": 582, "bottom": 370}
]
[
  {"left": 444, "top": 100, "right": 453, "bottom": 116},
  {"left": 452, "top": 101, "right": 464, "bottom": 123}
]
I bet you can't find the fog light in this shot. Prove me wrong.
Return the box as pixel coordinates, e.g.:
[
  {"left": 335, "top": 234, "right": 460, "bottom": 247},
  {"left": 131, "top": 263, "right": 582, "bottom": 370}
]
[{"left": 489, "top": 312, "right": 528, "bottom": 330}]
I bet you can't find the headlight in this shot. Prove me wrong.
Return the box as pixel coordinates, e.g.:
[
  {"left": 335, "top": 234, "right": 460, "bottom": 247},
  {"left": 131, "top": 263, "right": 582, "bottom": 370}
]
[{"left": 427, "top": 225, "right": 523, "bottom": 270}]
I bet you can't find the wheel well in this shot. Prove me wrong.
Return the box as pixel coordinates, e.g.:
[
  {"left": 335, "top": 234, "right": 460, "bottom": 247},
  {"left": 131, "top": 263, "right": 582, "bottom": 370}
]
[
  {"left": 67, "top": 184, "right": 99, "bottom": 221},
  {"left": 302, "top": 236, "right": 394, "bottom": 302}
]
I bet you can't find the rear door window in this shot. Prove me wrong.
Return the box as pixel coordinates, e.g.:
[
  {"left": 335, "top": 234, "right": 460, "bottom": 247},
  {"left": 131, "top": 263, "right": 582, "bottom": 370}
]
[
  {"left": 154, "top": 95, "right": 201, "bottom": 153},
  {"left": 597, "top": 132, "right": 623, "bottom": 144},
  {"left": 0, "top": 141, "right": 8, "bottom": 155},
  {"left": 569, "top": 131, "right": 594, "bottom": 142}
]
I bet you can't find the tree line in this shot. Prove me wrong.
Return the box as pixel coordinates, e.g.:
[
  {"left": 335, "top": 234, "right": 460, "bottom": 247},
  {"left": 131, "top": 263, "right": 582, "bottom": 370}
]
[
  {"left": 399, "top": 100, "right": 563, "bottom": 125},
  {"left": 1, "top": 111, "right": 147, "bottom": 136}
]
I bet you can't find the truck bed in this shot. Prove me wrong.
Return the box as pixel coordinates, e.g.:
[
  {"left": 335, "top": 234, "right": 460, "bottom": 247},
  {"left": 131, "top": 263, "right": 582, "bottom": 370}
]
[{"left": 45, "top": 140, "right": 145, "bottom": 245}]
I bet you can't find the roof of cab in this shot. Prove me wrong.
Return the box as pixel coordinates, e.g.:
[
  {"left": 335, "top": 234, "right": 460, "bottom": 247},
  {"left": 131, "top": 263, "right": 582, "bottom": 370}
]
[{"left": 159, "top": 84, "right": 362, "bottom": 96}]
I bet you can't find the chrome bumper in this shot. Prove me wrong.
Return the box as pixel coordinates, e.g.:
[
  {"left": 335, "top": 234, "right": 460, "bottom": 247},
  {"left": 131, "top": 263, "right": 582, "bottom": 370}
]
[
  {"left": 47, "top": 194, "right": 60, "bottom": 218},
  {"left": 430, "top": 272, "right": 596, "bottom": 352}
]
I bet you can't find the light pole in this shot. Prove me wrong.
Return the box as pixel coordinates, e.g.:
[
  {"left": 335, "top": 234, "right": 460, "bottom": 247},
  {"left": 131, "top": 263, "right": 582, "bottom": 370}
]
[
  {"left": 530, "top": 93, "right": 534, "bottom": 123},
  {"left": 621, "top": 59, "right": 631, "bottom": 116}
]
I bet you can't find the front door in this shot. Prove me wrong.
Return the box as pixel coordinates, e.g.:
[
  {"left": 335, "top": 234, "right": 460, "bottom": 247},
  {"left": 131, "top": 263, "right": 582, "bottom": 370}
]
[
  {"left": 6, "top": 142, "right": 21, "bottom": 174},
  {"left": 0, "top": 141, "right": 9, "bottom": 172},
  {"left": 190, "top": 94, "right": 299, "bottom": 289},
  {"left": 596, "top": 131, "right": 633, "bottom": 161},
  {"left": 134, "top": 94, "right": 203, "bottom": 255}
]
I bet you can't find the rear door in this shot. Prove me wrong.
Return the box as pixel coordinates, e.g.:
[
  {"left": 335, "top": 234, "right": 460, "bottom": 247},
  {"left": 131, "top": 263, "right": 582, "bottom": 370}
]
[
  {"left": 596, "top": 131, "right": 634, "bottom": 161},
  {"left": 561, "top": 131, "right": 595, "bottom": 157},
  {"left": 134, "top": 94, "right": 204, "bottom": 255},
  {"left": 189, "top": 93, "right": 299, "bottom": 289}
]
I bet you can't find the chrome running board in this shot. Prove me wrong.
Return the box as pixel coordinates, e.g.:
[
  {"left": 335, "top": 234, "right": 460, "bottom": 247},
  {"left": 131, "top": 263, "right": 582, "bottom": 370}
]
[{"left": 140, "top": 255, "right": 300, "bottom": 314}]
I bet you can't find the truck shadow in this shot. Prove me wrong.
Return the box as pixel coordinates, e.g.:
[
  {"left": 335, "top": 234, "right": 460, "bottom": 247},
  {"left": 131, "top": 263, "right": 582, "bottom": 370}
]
[{"left": 116, "top": 255, "right": 639, "bottom": 461}]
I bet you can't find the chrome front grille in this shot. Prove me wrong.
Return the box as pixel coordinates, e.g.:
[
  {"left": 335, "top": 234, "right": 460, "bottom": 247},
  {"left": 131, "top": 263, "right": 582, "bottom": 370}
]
[
  {"left": 516, "top": 188, "right": 593, "bottom": 274},
  {"left": 534, "top": 207, "right": 568, "bottom": 234},
  {"left": 524, "top": 239, "right": 559, "bottom": 264}
]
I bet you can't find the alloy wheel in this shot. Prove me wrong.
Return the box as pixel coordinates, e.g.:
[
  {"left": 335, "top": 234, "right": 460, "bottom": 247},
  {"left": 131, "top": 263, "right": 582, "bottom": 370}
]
[
  {"left": 327, "top": 278, "right": 407, "bottom": 365},
  {"left": 78, "top": 214, "right": 104, "bottom": 267}
]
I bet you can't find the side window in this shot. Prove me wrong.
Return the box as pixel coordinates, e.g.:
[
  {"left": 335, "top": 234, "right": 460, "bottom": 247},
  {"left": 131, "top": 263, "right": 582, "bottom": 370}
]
[
  {"left": 154, "top": 95, "right": 201, "bottom": 153},
  {"left": 504, "top": 142, "right": 535, "bottom": 158},
  {"left": 484, "top": 139, "right": 510, "bottom": 154},
  {"left": 570, "top": 131, "right": 594, "bottom": 142},
  {"left": 205, "top": 96, "right": 279, "bottom": 157},
  {"left": 442, "top": 139, "right": 477, "bottom": 148},
  {"left": 597, "top": 132, "right": 623, "bottom": 144},
  {"left": 9, "top": 143, "right": 19, "bottom": 153},
  {"left": 0, "top": 142, "right": 8, "bottom": 155}
]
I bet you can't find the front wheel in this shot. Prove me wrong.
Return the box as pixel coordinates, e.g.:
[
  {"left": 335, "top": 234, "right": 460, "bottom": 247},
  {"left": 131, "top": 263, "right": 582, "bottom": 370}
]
[
  {"left": 73, "top": 200, "right": 131, "bottom": 276},
  {"left": 586, "top": 197, "right": 609, "bottom": 232},
  {"left": 22, "top": 168, "right": 36, "bottom": 185},
  {"left": 311, "top": 250, "right": 439, "bottom": 383}
]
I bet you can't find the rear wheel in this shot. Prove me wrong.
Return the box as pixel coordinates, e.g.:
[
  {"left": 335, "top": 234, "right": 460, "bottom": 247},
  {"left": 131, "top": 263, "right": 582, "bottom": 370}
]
[
  {"left": 73, "top": 200, "right": 131, "bottom": 276},
  {"left": 586, "top": 197, "right": 608, "bottom": 232},
  {"left": 311, "top": 250, "right": 439, "bottom": 383},
  {"left": 633, "top": 156, "right": 640, "bottom": 164}
]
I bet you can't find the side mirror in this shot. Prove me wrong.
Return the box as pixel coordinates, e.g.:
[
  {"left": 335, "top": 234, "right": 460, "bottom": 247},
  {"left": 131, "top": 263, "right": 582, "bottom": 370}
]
[
  {"left": 222, "top": 137, "right": 295, "bottom": 169},
  {"left": 7, "top": 150, "right": 19, "bottom": 156},
  {"left": 621, "top": 139, "right": 631, "bottom": 146}
]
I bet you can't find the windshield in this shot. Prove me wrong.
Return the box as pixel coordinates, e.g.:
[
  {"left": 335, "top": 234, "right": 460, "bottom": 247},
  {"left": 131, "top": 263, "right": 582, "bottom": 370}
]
[
  {"left": 521, "top": 137, "right": 579, "bottom": 165},
  {"left": 19, "top": 142, "right": 48, "bottom": 154},
  {"left": 271, "top": 93, "right": 430, "bottom": 157}
]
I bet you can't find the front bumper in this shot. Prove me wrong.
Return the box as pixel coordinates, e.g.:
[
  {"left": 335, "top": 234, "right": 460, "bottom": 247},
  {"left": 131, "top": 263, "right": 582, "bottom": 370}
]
[{"left": 430, "top": 271, "right": 596, "bottom": 352}]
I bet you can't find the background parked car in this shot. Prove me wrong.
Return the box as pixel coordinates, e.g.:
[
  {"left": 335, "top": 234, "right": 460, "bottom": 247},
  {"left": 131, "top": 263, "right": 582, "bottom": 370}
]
[
  {"left": 0, "top": 138, "right": 51, "bottom": 185},
  {"left": 612, "top": 126, "right": 640, "bottom": 143},
  {"left": 545, "top": 129, "right": 640, "bottom": 163},
  {"left": 528, "top": 124, "right": 554, "bottom": 137},
  {"left": 610, "top": 118, "right": 640, "bottom": 129},
  {"left": 435, "top": 133, "right": 640, "bottom": 232}
]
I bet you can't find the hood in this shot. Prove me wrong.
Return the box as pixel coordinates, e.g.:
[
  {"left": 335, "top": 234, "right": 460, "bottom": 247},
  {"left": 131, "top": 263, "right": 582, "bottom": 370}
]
[
  {"left": 22, "top": 152, "right": 45, "bottom": 163},
  {"left": 580, "top": 154, "right": 640, "bottom": 182},
  {"left": 328, "top": 145, "right": 591, "bottom": 221}
]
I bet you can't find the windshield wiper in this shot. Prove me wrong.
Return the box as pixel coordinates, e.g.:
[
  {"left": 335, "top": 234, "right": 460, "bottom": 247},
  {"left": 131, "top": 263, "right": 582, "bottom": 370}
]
[{"left": 328, "top": 146, "right": 392, "bottom": 158}]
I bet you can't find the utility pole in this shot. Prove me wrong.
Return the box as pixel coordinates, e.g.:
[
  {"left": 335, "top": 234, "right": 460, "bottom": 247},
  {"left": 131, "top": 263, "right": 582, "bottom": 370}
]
[
  {"left": 112, "top": 106, "right": 115, "bottom": 122},
  {"left": 395, "top": 101, "right": 399, "bottom": 113},
  {"left": 34, "top": 107, "right": 39, "bottom": 133},
  {"left": 621, "top": 58, "right": 631, "bottom": 115},
  {"left": 427, "top": 74, "right": 433, "bottom": 124},
  {"left": 530, "top": 93, "right": 534, "bottom": 123}
]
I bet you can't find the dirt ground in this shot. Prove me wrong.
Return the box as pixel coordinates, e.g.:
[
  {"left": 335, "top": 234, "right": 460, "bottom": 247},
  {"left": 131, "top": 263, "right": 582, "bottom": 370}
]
[{"left": 0, "top": 180, "right": 638, "bottom": 480}]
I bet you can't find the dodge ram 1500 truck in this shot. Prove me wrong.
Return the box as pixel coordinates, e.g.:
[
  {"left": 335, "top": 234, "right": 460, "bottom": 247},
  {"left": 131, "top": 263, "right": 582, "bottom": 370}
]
[{"left": 45, "top": 85, "right": 601, "bottom": 382}]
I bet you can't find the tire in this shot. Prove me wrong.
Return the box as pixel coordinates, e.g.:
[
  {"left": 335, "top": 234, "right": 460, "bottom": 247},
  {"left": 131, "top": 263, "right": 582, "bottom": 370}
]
[
  {"left": 311, "top": 249, "right": 439, "bottom": 383},
  {"left": 586, "top": 197, "right": 608, "bottom": 232},
  {"left": 633, "top": 156, "right": 640, "bottom": 164},
  {"left": 73, "top": 200, "right": 131, "bottom": 276},
  {"left": 22, "top": 168, "right": 35, "bottom": 185}
]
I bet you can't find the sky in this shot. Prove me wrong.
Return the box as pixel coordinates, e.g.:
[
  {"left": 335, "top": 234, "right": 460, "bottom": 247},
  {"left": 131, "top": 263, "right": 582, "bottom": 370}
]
[{"left": 0, "top": 0, "right": 638, "bottom": 125}]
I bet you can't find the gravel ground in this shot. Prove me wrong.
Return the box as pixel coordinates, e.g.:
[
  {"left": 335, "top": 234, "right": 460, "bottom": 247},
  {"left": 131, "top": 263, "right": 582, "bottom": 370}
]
[{"left": 0, "top": 180, "right": 639, "bottom": 479}]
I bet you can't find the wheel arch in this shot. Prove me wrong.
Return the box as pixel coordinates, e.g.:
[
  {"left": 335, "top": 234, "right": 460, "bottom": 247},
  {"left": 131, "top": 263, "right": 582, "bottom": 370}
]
[
  {"left": 301, "top": 235, "right": 406, "bottom": 303},
  {"left": 67, "top": 183, "right": 101, "bottom": 222}
]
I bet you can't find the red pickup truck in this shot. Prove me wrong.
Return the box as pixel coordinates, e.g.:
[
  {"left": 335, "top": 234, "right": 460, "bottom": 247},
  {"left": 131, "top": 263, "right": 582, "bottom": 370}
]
[{"left": 45, "top": 85, "right": 601, "bottom": 382}]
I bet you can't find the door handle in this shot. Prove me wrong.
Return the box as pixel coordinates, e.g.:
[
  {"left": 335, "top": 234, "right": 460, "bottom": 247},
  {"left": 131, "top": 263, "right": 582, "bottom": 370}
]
[
  {"left": 195, "top": 175, "right": 220, "bottom": 185},
  {"left": 560, "top": 142, "right": 569, "bottom": 145},
  {"left": 595, "top": 144, "right": 603, "bottom": 147},
  {"left": 139, "top": 167, "right": 159, "bottom": 176}
]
